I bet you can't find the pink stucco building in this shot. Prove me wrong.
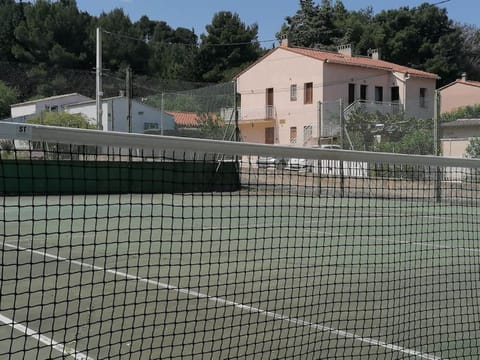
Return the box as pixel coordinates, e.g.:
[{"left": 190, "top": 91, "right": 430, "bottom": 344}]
[
  {"left": 235, "top": 39, "right": 439, "bottom": 145},
  {"left": 438, "top": 74, "right": 480, "bottom": 114}
]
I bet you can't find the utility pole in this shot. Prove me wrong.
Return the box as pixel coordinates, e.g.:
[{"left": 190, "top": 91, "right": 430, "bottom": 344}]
[
  {"left": 96, "top": 27, "right": 103, "bottom": 130},
  {"left": 126, "top": 66, "right": 132, "bottom": 133},
  {"left": 160, "top": 93, "right": 164, "bottom": 135}
]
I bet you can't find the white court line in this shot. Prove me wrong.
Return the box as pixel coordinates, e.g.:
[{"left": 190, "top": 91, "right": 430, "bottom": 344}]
[
  {"left": 201, "top": 221, "right": 480, "bottom": 256},
  {"left": 0, "top": 313, "right": 93, "bottom": 360},
  {"left": 1, "top": 241, "right": 442, "bottom": 360}
]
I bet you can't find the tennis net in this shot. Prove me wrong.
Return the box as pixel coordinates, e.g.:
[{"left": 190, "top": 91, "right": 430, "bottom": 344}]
[{"left": 1, "top": 122, "right": 480, "bottom": 359}]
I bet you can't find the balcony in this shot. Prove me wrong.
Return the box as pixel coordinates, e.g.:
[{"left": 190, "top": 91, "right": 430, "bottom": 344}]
[
  {"left": 344, "top": 100, "right": 402, "bottom": 121},
  {"left": 238, "top": 105, "right": 277, "bottom": 122}
]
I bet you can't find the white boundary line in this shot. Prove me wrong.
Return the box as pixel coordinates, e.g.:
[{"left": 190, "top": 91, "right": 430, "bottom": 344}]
[
  {"left": 0, "top": 313, "right": 93, "bottom": 360},
  {"left": 1, "top": 241, "right": 442, "bottom": 360}
]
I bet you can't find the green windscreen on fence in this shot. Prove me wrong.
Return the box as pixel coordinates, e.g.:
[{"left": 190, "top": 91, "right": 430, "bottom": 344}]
[{"left": 1, "top": 122, "right": 479, "bottom": 359}]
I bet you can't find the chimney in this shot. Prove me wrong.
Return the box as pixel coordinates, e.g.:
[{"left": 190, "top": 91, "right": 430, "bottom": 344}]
[
  {"left": 280, "top": 33, "right": 289, "bottom": 48},
  {"left": 461, "top": 72, "right": 468, "bottom": 81},
  {"left": 337, "top": 44, "right": 353, "bottom": 57},
  {"left": 367, "top": 48, "right": 381, "bottom": 60}
]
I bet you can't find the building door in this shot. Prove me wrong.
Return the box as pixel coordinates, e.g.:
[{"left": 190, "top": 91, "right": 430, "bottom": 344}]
[
  {"left": 265, "top": 127, "right": 274, "bottom": 144},
  {"left": 266, "top": 88, "right": 274, "bottom": 118}
]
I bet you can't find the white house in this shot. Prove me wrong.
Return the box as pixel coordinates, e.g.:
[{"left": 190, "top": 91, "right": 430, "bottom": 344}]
[
  {"left": 64, "top": 96, "right": 175, "bottom": 134},
  {"left": 10, "top": 93, "right": 93, "bottom": 121}
]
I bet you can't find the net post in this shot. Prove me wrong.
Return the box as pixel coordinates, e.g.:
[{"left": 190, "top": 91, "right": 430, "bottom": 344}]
[{"left": 434, "top": 90, "right": 441, "bottom": 202}]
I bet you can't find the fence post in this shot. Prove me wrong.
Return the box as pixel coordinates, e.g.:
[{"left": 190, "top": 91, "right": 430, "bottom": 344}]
[
  {"left": 340, "top": 99, "right": 345, "bottom": 198},
  {"left": 434, "top": 90, "right": 442, "bottom": 202},
  {"left": 317, "top": 101, "right": 322, "bottom": 145},
  {"left": 234, "top": 80, "right": 240, "bottom": 142},
  {"left": 340, "top": 99, "right": 346, "bottom": 149}
]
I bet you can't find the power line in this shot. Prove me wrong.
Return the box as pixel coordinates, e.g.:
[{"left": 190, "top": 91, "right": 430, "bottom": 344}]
[
  {"left": 431, "top": 0, "right": 452, "bottom": 5},
  {"left": 102, "top": 29, "right": 277, "bottom": 47}
]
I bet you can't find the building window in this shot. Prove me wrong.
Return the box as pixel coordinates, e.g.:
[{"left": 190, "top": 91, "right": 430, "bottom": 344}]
[
  {"left": 375, "top": 86, "right": 383, "bottom": 102},
  {"left": 290, "top": 126, "right": 297, "bottom": 144},
  {"left": 138, "top": 111, "right": 144, "bottom": 115},
  {"left": 144, "top": 122, "right": 159, "bottom": 131},
  {"left": 420, "top": 88, "right": 426, "bottom": 108},
  {"left": 304, "top": 82, "right": 313, "bottom": 104},
  {"left": 391, "top": 86, "right": 399, "bottom": 102},
  {"left": 360, "top": 85, "right": 368, "bottom": 101},
  {"left": 265, "top": 127, "right": 274, "bottom": 144},
  {"left": 348, "top": 83, "right": 355, "bottom": 104},
  {"left": 304, "top": 125, "right": 312, "bottom": 144},
  {"left": 46, "top": 105, "right": 58, "bottom": 112},
  {"left": 266, "top": 88, "right": 274, "bottom": 118},
  {"left": 290, "top": 84, "right": 297, "bottom": 101}
]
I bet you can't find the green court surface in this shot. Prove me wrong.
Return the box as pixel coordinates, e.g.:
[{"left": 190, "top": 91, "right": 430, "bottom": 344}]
[{"left": 1, "top": 193, "right": 480, "bottom": 359}]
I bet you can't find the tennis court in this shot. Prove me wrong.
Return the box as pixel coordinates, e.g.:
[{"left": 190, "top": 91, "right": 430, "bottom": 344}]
[{"left": 1, "top": 122, "right": 480, "bottom": 359}]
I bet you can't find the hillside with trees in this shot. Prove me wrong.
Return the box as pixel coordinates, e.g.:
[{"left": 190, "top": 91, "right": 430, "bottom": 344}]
[{"left": 0, "top": 0, "right": 479, "bottom": 110}]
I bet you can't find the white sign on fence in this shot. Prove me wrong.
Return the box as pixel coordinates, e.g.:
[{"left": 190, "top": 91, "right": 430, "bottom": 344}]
[{"left": 312, "top": 159, "right": 368, "bottom": 178}]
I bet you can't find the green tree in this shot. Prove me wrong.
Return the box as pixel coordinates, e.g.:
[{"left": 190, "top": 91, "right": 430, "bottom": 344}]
[
  {"left": 465, "top": 137, "right": 480, "bottom": 181},
  {"left": 441, "top": 104, "right": 480, "bottom": 123},
  {"left": 28, "top": 111, "right": 94, "bottom": 129},
  {"left": 27, "top": 111, "right": 95, "bottom": 160},
  {"left": 197, "top": 113, "right": 235, "bottom": 140},
  {"left": 346, "top": 109, "right": 433, "bottom": 154},
  {"left": 334, "top": 7, "right": 385, "bottom": 55},
  {"left": 373, "top": 4, "right": 463, "bottom": 85},
  {"left": 377, "top": 126, "right": 433, "bottom": 155},
  {"left": 146, "top": 23, "right": 198, "bottom": 80},
  {"left": 196, "top": 11, "right": 262, "bottom": 82},
  {"left": 280, "top": 0, "right": 340, "bottom": 49},
  {"left": 466, "top": 137, "right": 480, "bottom": 158},
  {"left": 0, "top": 0, "right": 23, "bottom": 61},
  {"left": 0, "top": 80, "right": 18, "bottom": 118},
  {"left": 134, "top": 15, "right": 157, "bottom": 41},
  {"left": 12, "top": 0, "right": 92, "bottom": 68},
  {"left": 458, "top": 24, "right": 480, "bottom": 81},
  {"left": 96, "top": 8, "right": 149, "bottom": 73}
]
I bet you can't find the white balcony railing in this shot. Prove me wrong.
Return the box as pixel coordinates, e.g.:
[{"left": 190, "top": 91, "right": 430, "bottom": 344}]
[
  {"left": 239, "top": 106, "right": 277, "bottom": 122},
  {"left": 344, "top": 100, "right": 402, "bottom": 121}
]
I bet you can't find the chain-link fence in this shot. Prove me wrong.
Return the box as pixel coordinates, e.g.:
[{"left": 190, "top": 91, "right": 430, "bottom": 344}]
[
  {"left": 313, "top": 98, "right": 437, "bottom": 155},
  {"left": 2, "top": 61, "right": 478, "bottom": 157},
  {"left": 0, "top": 61, "right": 237, "bottom": 140}
]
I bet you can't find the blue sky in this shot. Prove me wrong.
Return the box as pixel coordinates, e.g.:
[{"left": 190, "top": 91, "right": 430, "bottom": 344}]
[{"left": 76, "top": 0, "right": 479, "bottom": 46}]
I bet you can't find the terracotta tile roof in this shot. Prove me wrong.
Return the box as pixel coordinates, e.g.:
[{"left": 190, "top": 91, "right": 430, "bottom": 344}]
[
  {"left": 438, "top": 79, "right": 480, "bottom": 91},
  {"left": 166, "top": 111, "right": 218, "bottom": 127},
  {"left": 166, "top": 111, "right": 201, "bottom": 127},
  {"left": 283, "top": 46, "right": 439, "bottom": 79},
  {"left": 235, "top": 46, "right": 439, "bottom": 80},
  {"left": 464, "top": 79, "right": 480, "bottom": 87}
]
